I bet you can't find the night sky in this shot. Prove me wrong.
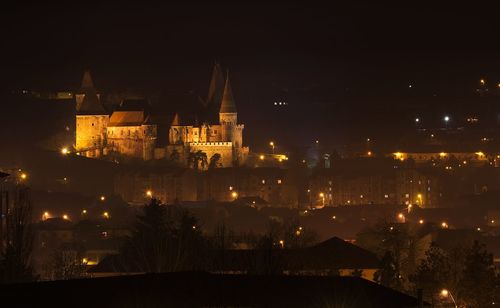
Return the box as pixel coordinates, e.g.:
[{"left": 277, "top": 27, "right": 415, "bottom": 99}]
[{"left": 2, "top": 3, "right": 500, "bottom": 148}]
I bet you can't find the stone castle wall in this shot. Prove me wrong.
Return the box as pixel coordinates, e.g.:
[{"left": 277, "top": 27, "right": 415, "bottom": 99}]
[{"left": 76, "top": 115, "right": 109, "bottom": 157}]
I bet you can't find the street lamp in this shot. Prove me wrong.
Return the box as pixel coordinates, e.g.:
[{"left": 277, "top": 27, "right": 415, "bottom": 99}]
[
  {"left": 61, "top": 147, "right": 69, "bottom": 155},
  {"left": 146, "top": 190, "right": 153, "bottom": 198},
  {"left": 440, "top": 289, "right": 457, "bottom": 308},
  {"left": 269, "top": 141, "right": 275, "bottom": 154},
  {"left": 319, "top": 192, "right": 325, "bottom": 206},
  {"left": 444, "top": 115, "right": 450, "bottom": 129}
]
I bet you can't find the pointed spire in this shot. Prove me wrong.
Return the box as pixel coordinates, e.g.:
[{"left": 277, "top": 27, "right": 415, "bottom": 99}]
[
  {"left": 78, "top": 90, "right": 106, "bottom": 115},
  {"left": 81, "top": 70, "right": 95, "bottom": 90},
  {"left": 207, "top": 62, "right": 224, "bottom": 107},
  {"left": 220, "top": 71, "right": 237, "bottom": 113},
  {"left": 171, "top": 113, "right": 181, "bottom": 126},
  {"left": 77, "top": 70, "right": 105, "bottom": 115}
]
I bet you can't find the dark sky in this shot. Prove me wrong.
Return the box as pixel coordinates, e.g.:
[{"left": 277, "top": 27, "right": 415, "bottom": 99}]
[
  {"left": 2, "top": 3, "right": 500, "bottom": 148},
  {"left": 2, "top": 3, "right": 500, "bottom": 89}
]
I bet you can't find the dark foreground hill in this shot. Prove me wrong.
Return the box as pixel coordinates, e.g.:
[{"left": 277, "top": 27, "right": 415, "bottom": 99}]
[{"left": 0, "top": 272, "right": 425, "bottom": 308}]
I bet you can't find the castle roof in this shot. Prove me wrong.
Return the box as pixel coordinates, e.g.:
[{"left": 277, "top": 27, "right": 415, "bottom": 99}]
[
  {"left": 207, "top": 62, "right": 224, "bottom": 108},
  {"left": 171, "top": 113, "right": 181, "bottom": 126},
  {"left": 80, "top": 70, "right": 95, "bottom": 91},
  {"left": 108, "top": 111, "right": 145, "bottom": 126},
  {"left": 76, "top": 70, "right": 107, "bottom": 115},
  {"left": 78, "top": 89, "right": 106, "bottom": 115},
  {"left": 219, "top": 73, "right": 237, "bottom": 113}
]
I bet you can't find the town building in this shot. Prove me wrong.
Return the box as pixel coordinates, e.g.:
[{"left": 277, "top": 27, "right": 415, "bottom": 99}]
[
  {"left": 309, "top": 158, "right": 440, "bottom": 208},
  {"left": 113, "top": 167, "right": 300, "bottom": 207}
]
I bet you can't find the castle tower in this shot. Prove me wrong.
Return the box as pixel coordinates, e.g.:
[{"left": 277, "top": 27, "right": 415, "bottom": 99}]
[
  {"left": 169, "top": 113, "right": 183, "bottom": 144},
  {"left": 219, "top": 73, "right": 244, "bottom": 157},
  {"left": 219, "top": 73, "right": 238, "bottom": 125},
  {"left": 75, "top": 71, "right": 109, "bottom": 158}
]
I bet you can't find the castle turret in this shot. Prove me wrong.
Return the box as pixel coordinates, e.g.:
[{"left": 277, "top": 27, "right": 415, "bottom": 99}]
[
  {"left": 219, "top": 73, "right": 244, "bottom": 160},
  {"left": 75, "top": 70, "right": 109, "bottom": 157},
  {"left": 219, "top": 73, "right": 237, "bottom": 125}
]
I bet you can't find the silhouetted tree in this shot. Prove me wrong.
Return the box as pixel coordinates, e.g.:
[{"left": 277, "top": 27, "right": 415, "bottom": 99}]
[
  {"left": 0, "top": 187, "right": 35, "bottom": 283},
  {"left": 410, "top": 243, "right": 456, "bottom": 306},
  {"left": 43, "top": 245, "right": 87, "bottom": 280},
  {"left": 208, "top": 153, "right": 222, "bottom": 169},
  {"left": 119, "top": 199, "right": 207, "bottom": 273},
  {"left": 188, "top": 150, "right": 208, "bottom": 170},
  {"left": 458, "top": 241, "right": 497, "bottom": 307},
  {"left": 282, "top": 219, "right": 318, "bottom": 249},
  {"left": 356, "top": 219, "right": 417, "bottom": 289},
  {"left": 246, "top": 221, "right": 285, "bottom": 275},
  {"left": 169, "top": 149, "right": 180, "bottom": 162},
  {"left": 374, "top": 251, "right": 402, "bottom": 291}
]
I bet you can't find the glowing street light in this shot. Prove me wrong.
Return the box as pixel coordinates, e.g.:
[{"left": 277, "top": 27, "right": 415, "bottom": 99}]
[
  {"left": 319, "top": 192, "right": 325, "bottom": 206},
  {"left": 269, "top": 141, "right": 275, "bottom": 154},
  {"left": 444, "top": 115, "right": 450, "bottom": 129},
  {"left": 231, "top": 191, "right": 238, "bottom": 199},
  {"left": 100, "top": 196, "right": 106, "bottom": 201},
  {"left": 20, "top": 172, "right": 27, "bottom": 180},
  {"left": 103, "top": 212, "right": 110, "bottom": 219},
  {"left": 440, "top": 289, "right": 457, "bottom": 308},
  {"left": 146, "top": 190, "right": 153, "bottom": 198},
  {"left": 82, "top": 209, "right": 87, "bottom": 215},
  {"left": 62, "top": 214, "right": 69, "bottom": 220},
  {"left": 42, "top": 211, "right": 49, "bottom": 220},
  {"left": 419, "top": 219, "right": 424, "bottom": 224},
  {"left": 259, "top": 154, "right": 265, "bottom": 160},
  {"left": 441, "top": 221, "right": 449, "bottom": 229},
  {"left": 61, "top": 147, "right": 70, "bottom": 155},
  {"left": 415, "top": 117, "right": 420, "bottom": 123},
  {"left": 279, "top": 240, "right": 284, "bottom": 248}
]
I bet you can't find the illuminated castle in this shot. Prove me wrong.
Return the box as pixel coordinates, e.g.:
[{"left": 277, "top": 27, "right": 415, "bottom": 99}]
[{"left": 75, "top": 64, "right": 249, "bottom": 167}]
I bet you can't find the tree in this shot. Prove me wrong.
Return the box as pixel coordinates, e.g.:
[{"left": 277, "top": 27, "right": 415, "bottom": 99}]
[
  {"left": 119, "top": 199, "right": 207, "bottom": 273},
  {"left": 188, "top": 150, "right": 208, "bottom": 171},
  {"left": 43, "top": 245, "right": 87, "bottom": 280},
  {"left": 356, "top": 220, "right": 417, "bottom": 289},
  {"left": 374, "top": 251, "right": 403, "bottom": 291},
  {"left": 208, "top": 153, "right": 222, "bottom": 169},
  {"left": 282, "top": 219, "right": 317, "bottom": 249},
  {"left": 0, "top": 187, "right": 35, "bottom": 283},
  {"left": 410, "top": 243, "right": 456, "bottom": 306},
  {"left": 169, "top": 149, "right": 180, "bottom": 162},
  {"left": 458, "top": 241, "right": 497, "bottom": 307}
]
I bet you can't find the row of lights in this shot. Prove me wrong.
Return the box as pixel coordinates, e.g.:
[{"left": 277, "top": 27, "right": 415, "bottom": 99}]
[{"left": 42, "top": 210, "right": 111, "bottom": 221}]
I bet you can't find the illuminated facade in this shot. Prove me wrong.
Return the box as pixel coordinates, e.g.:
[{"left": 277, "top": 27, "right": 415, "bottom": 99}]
[{"left": 75, "top": 65, "right": 249, "bottom": 167}]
